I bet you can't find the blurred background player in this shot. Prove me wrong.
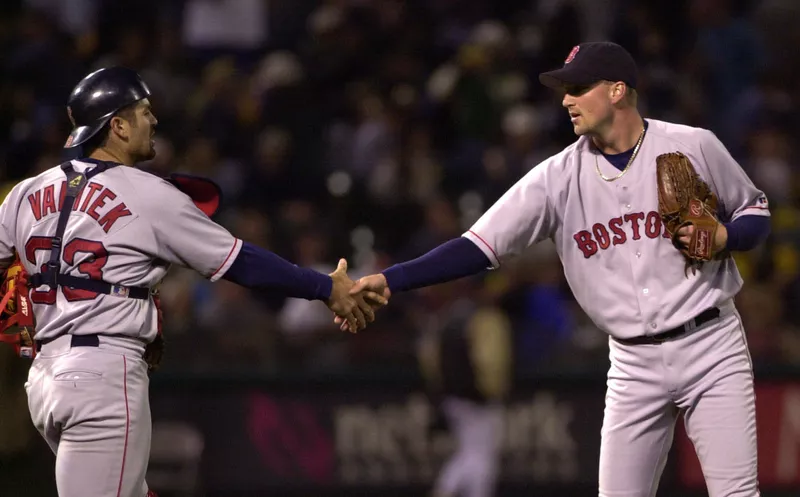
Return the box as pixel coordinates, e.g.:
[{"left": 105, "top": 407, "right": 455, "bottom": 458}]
[{"left": 416, "top": 278, "right": 512, "bottom": 497}]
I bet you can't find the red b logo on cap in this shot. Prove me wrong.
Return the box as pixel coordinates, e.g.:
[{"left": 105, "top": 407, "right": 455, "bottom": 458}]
[{"left": 565, "top": 45, "right": 580, "bottom": 64}]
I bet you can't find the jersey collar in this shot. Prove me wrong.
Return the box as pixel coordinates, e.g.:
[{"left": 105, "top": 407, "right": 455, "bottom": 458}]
[{"left": 76, "top": 157, "right": 124, "bottom": 168}]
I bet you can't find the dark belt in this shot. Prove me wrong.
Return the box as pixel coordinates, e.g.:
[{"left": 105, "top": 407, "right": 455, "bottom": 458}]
[
  {"left": 615, "top": 307, "right": 721, "bottom": 346},
  {"left": 35, "top": 334, "right": 100, "bottom": 352}
]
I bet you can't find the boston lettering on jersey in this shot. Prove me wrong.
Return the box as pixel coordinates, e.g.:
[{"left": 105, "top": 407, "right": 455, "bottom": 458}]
[
  {"left": 573, "top": 210, "right": 670, "bottom": 259},
  {"left": 27, "top": 181, "right": 133, "bottom": 233}
]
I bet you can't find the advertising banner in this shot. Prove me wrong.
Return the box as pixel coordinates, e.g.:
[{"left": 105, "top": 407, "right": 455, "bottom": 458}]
[
  {"left": 150, "top": 376, "right": 800, "bottom": 495},
  {"left": 149, "top": 377, "right": 607, "bottom": 494}
]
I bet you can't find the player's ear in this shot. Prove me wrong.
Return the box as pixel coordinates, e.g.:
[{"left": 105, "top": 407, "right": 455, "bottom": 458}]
[
  {"left": 108, "top": 115, "right": 130, "bottom": 141},
  {"left": 108, "top": 113, "right": 135, "bottom": 141},
  {"left": 609, "top": 82, "right": 626, "bottom": 104}
]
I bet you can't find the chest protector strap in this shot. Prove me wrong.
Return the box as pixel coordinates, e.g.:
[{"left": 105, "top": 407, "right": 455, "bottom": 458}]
[{"left": 28, "top": 161, "right": 150, "bottom": 300}]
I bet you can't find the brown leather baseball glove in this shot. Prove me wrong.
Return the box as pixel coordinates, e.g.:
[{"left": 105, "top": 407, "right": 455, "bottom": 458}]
[
  {"left": 657, "top": 152, "right": 725, "bottom": 275},
  {"left": 0, "top": 254, "right": 36, "bottom": 358}
]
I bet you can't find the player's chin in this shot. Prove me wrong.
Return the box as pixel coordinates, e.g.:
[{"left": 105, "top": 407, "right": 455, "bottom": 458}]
[{"left": 144, "top": 144, "right": 157, "bottom": 161}]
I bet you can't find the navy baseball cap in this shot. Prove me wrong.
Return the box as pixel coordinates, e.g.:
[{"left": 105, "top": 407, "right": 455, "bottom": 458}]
[{"left": 539, "top": 42, "right": 638, "bottom": 90}]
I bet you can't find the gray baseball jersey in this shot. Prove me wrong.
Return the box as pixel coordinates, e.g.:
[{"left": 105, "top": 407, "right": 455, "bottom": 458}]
[
  {"left": 0, "top": 159, "right": 242, "bottom": 342},
  {"left": 3, "top": 159, "right": 242, "bottom": 497},
  {"left": 463, "top": 118, "right": 766, "bottom": 496},
  {"left": 464, "top": 118, "right": 769, "bottom": 339}
]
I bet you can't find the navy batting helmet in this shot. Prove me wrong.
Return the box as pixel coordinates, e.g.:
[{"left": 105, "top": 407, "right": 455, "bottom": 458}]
[{"left": 64, "top": 67, "right": 151, "bottom": 149}]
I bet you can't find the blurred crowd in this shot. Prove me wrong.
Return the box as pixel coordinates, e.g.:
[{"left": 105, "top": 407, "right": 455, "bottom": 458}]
[{"left": 2, "top": 0, "right": 800, "bottom": 380}]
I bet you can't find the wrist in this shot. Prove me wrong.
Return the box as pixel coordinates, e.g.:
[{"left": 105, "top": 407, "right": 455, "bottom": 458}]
[
  {"left": 381, "top": 265, "right": 403, "bottom": 293},
  {"left": 378, "top": 273, "right": 389, "bottom": 291},
  {"left": 718, "top": 223, "right": 730, "bottom": 251},
  {"left": 311, "top": 271, "right": 333, "bottom": 301}
]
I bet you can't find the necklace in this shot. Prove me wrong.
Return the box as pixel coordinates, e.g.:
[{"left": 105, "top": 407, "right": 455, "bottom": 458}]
[{"left": 595, "top": 126, "right": 646, "bottom": 182}]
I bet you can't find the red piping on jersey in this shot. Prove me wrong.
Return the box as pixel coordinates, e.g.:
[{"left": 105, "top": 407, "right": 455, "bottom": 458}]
[
  {"left": 468, "top": 230, "right": 499, "bottom": 263},
  {"left": 116, "top": 356, "right": 130, "bottom": 497},
  {"left": 210, "top": 239, "right": 240, "bottom": 279},
  {"left": 741, "top": 205, "right": 769, "bottom": 211}
]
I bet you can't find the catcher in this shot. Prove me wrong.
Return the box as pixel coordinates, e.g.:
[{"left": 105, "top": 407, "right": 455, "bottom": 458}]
[
  {"left": 0, "top": 66, "right": 387, "bottom": 497},
  {"left": 344, "top": 41, "right": 771, "bottom": 497},
  {"left": 0, "top": 173, "right": 217, "bottom": 365}
]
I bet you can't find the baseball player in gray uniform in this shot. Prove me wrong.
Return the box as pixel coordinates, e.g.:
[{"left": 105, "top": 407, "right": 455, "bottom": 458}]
[
  {"left": 0, "top": 67, "right": 386, "bottom": 497},
  {"left": 344, "top": 42, "right": 770, "bottom": 496}
]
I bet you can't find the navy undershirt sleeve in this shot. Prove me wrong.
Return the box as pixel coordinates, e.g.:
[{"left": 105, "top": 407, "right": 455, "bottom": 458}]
[
  {"left": 222, "top": 241, "right": 332, "bottom": 300},
  {"left": 382, "top": 237, "right": 490, "bottom": 293},
  {"left": 724, "top": 215, "right": 770, "bottom": 251}
]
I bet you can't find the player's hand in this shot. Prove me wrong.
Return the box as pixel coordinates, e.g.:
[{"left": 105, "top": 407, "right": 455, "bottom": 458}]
[
  {"left": 327, "top": 258, "right": 364, "bottom": 332},
  {"left": 335, "top": 273, "right": 392, "bottom": 332},
  {"left": 676, "top": 224, "right": 727, "bottom": 253},
  {"left": 676, "top": 225, "right": 694, "bottom": 248},
  {"left": 327, "top": 259, "right": 388, "bottom": 333},
  {"left": 351, "top": 273, "right": 392, "bottom": 302}
]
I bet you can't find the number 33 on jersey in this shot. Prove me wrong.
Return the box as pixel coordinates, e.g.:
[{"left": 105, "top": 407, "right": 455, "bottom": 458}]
[{"left": 0, "top": 159, "right": 241, "bottom": 344}]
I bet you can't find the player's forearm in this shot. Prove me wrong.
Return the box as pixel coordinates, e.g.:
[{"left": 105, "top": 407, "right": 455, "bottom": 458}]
[
  {"left": 222, "top": 241, "right": 332, "bottom": 300},
  {"left": 382, "top": 237, "right": 490, "bottom": 292},
  {"left": 723, "top": 215, "right": 770, "bottom": 252}
]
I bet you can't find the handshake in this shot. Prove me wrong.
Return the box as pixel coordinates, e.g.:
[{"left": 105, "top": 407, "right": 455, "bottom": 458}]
[{"left": 325, "top": 259, "right": 391, "bottom": 333}]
